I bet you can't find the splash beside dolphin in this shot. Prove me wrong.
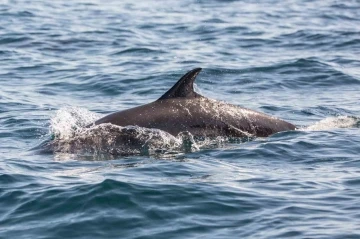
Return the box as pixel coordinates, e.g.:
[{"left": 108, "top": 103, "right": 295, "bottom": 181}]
[{"left": 92, "top": 68, "right": 296, "bottom": 137}]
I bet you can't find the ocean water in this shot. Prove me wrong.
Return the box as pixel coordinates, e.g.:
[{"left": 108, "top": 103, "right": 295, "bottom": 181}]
[{"left": 1, "top": 0, "right": 360, "bottom": 238}]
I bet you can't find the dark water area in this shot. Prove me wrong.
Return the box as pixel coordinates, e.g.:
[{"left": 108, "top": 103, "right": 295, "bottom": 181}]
[{"left": 1, "top": 0, "right": 360, "bottom": 238}]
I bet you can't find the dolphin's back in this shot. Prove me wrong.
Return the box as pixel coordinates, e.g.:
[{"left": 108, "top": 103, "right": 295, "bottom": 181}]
[
  {"left": 94, "top": 68, "right": 295, "bottom": 137},
  {"left": 94, "top": 97, "right": 295, "bottom": 137}
]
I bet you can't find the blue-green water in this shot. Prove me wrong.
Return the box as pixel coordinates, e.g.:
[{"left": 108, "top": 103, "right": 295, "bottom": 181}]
[{"left": 1, "top": 0, "right": 360, "bottom": 238}]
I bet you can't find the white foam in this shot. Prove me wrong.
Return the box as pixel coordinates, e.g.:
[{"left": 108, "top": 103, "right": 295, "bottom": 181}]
[
  {"left": 303, "top": 116, "right": 359, "bottom": 131},
  {"left": 50, "top": 106, "right": 101, "bottom": 140}
]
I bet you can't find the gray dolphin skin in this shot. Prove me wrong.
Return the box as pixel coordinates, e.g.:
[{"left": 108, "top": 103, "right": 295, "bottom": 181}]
[{"left": 93, "top": 68, "right": 296, "bottom": 137}]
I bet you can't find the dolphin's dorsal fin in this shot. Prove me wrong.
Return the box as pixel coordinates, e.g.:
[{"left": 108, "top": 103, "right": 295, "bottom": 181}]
[{"left": 158, "top": 68, "right": 202, "bottom": 100}]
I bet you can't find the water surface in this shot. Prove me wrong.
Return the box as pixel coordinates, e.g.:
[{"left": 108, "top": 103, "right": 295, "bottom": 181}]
[{"left": 1, "top": 0, "right": 360, "bottom": 238}]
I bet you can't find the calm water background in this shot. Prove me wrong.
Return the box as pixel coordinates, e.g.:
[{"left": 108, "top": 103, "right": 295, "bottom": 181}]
[{"left": 1, "top": 0, "right": 360, "bottom": 238}]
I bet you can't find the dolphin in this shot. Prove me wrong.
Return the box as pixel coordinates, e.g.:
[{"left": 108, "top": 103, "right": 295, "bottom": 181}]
[{"left": 92, "top": 68, "right": 296, "bottom": 137}]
